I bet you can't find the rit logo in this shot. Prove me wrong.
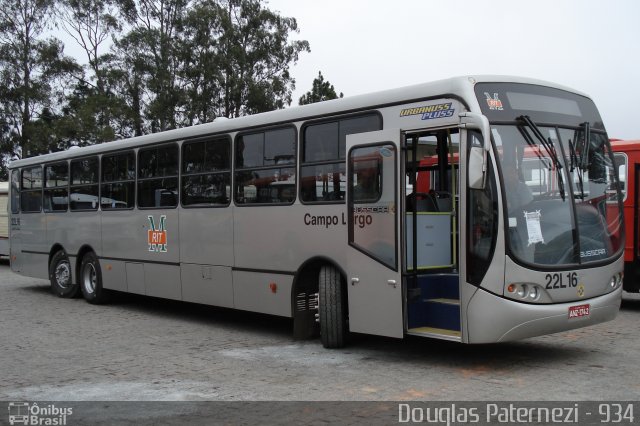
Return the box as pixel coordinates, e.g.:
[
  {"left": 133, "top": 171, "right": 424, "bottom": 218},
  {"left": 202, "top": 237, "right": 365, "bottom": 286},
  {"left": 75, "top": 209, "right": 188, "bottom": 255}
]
[{"left": 147, "top": 215, "right": 167, "bottom": 252}]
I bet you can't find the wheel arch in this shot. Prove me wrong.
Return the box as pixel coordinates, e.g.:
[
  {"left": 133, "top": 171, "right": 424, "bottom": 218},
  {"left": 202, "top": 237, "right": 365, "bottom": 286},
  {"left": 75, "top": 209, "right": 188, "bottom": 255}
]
[
  {"left": 291, "top": 256, "right": 348, "bottom": 340},
  {"left": 75, "top": 244, "right": 98, "bottom": 283},
  {"left": 48, "top": 243, "right": 67, "bottom": 267}
]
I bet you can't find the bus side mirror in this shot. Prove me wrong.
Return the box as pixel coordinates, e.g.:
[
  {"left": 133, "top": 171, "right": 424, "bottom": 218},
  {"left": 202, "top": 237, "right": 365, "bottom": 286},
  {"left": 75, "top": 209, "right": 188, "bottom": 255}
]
[{"left": 459, "top": 112, "right": 491, "bottom": 189}]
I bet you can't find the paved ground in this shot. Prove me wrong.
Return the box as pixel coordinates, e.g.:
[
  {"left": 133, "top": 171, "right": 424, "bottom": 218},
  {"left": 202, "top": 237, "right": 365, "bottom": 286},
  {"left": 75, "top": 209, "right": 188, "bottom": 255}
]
[{"left": 1, "top": 260, "right": 639, "bottom": 404}]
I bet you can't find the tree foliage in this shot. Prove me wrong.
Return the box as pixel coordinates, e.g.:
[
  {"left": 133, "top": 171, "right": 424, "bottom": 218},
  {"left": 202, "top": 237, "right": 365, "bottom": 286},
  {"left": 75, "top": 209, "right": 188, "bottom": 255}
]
[
  {"left": 0, "top": 0, "right": 310, "bottom": 172},
  {"left": 299, "top": 71, "right": 343, "bottom": 105},
  {"left": 0, "top": 0, "right": 80, "bottom": 175}
]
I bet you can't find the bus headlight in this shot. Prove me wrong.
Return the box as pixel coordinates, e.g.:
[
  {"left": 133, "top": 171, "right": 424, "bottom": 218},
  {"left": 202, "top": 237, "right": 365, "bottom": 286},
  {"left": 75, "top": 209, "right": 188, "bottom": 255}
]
[
  {"left": 608, "top": 273, "right": 623, "bottom": 290},
  {"left": 507, "top": 282, "right": 543, "bottom": 302}
]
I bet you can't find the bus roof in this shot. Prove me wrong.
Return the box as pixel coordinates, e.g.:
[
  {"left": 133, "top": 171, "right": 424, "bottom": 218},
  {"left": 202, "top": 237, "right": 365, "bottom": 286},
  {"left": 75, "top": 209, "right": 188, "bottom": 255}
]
[{"left": 10, "top": 75, "right": 591, "bottom": 169}]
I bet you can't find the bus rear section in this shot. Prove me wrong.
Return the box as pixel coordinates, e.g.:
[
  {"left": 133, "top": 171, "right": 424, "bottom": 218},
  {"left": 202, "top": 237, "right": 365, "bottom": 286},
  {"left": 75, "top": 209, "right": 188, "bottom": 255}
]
[
  {"left": 0, "top": 181, "right": 9, "bottom": 256},
  {"left": 609, "top": 139, "right": 640, "bottom": 292}
]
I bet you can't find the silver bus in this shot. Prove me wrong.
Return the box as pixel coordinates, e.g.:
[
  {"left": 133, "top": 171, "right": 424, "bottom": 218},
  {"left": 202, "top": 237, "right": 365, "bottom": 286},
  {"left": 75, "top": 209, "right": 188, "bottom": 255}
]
[{"left": 8, "top": 76, "right": 624, "bottom": 348}]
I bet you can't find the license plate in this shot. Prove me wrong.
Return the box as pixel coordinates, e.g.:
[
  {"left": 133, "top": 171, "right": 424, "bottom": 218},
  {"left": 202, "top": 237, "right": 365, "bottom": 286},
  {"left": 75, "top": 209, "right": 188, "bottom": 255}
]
[{"left": 568, "top": 304, "right": 590, "bottom": 319}]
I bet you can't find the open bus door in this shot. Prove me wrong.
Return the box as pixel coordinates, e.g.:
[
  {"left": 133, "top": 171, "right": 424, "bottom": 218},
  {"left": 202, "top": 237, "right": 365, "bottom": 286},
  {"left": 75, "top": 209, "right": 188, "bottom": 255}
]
[{"left": 345, "top": 129, "right": 403, "bottom": 338}]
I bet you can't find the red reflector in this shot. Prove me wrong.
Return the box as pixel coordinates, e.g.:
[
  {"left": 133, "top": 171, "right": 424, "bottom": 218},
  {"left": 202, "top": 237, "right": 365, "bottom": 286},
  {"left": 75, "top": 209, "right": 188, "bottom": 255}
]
[
  {"left": 568, "top": 304, "right": 590, "bottom": 319},
  {"left": 269, "top": 283, "right": 277, "bottom": 293}
]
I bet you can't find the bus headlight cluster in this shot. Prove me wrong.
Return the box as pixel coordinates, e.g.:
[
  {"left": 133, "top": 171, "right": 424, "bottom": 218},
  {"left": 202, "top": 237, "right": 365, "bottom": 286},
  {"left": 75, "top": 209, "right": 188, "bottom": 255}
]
[
  {"left": 609, "top": 273, "right": 623, "bottom": 290},
  {"left": 507, "top": 283, "right": 542, "bottom": 301}
]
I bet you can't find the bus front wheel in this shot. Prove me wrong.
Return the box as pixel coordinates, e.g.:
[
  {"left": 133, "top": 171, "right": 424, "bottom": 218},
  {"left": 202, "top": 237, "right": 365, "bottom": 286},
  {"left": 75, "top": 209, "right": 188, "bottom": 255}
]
[
  {"left": 80, "top": 252, "right": 109, "bottom": 304},
  {"left": 319, "top": 265, "right": 347, "bottom": 348},
  {"left": 49, "top": 250, "right": 78, "bottom": 298}
]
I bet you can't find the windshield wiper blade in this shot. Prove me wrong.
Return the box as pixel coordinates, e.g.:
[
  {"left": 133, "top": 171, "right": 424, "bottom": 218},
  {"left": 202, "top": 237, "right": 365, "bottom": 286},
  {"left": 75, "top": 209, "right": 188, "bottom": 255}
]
[
  {"left": 517, "top": 115, "right": 566, "bottom": 201},
  {"left": 578, "top": 121, "right": 591, "bottom": 170},
  {"left": 568, "top": 137, "right": 585, "bottom": 200},
  {"left": 516, "top": 126, "right": 549, "bottom": 166}
]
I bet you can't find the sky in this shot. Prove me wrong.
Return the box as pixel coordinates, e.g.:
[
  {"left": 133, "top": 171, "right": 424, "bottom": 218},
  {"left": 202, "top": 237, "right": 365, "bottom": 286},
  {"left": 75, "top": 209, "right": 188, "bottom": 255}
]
[
  {"left": 56, "top": 0, "right": 640, "bottom": 139},
  {"left": 264, "top": 0, "right": 640, "bottom": 139}
]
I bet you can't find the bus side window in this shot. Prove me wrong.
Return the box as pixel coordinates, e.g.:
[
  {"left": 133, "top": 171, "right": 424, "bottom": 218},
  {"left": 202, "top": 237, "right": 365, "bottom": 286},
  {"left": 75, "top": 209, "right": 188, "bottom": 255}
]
[
  {"left": 11, "top": 169, "right": 20, "bottom": 214},
  {"left": 70, "top": 157, "right": 99, "bottom": 211},
  {"left": 300, "top": 114, "right": 382, "bottom": 203},
  {"left": 44, "top": 161, "right": 69, "bottom": 212},
  {"left": 138, "top": 144, "right": 179, "bottom": 208},
  {"left": 234, "top": 127, "right": 296, "bottom": 205},
  {"left": 20, "top": 166, "right": 43, "bottom": 213},
  {"left": 467, "top": 131, "right": 498, "bottom": 285},
  {"left": 102, "top": 151, "right": 135, "bottom": 209},
  {"left": 182, "top": 137, "right": 231, "bottom": 207}
]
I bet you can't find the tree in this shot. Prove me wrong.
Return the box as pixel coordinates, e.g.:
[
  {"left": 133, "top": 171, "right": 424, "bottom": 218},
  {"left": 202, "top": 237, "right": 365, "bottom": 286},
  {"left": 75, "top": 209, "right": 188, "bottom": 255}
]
[
  {"left": 118, "top": 0, "right": 192, "bottom": 132},
  {"left": 214, "top": 0, "right": 310, "bottom": 118},
  {"left": 0, "top": 0, "right": 311, "bottom": 162},
  {"left": 180, "top": 0, "right": 224, "bottom": 125},
  {"left": 110, "top": 0, "right": 310, "bottom": 130},
  {"left": 56, "top": 0, "right": 123, "bottom": 144},
  {"left": 0, "top": 0, "right": 80, "bottom": 164},
  {"left": 299, "top": 71, "right": 343, "bottom": 105}
]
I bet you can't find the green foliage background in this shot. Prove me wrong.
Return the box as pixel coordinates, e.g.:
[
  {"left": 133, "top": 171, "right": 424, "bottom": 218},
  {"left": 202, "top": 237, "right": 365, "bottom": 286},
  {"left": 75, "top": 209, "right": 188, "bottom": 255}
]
[{"left": 0, "top": 0, "right": 311, "bottom": 178}]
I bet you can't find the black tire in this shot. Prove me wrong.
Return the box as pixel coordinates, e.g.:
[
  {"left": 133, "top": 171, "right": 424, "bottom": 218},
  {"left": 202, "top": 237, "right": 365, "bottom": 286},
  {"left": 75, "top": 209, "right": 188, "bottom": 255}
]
[
  {"left": 49, "top": 250, "right": 78, "bottom": 298},
  {"left": 319, "top": 265, "right": 347, "bottom": 348},
  {"left": 80, "top": 252, "right": 109, "bottom": 304}
]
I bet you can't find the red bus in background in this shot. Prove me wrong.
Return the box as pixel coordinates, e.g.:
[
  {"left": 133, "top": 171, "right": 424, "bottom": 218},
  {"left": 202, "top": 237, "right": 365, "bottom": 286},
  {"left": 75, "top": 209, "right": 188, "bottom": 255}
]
[{"left": 610, "top": 139, "right": 640, "bottom": 292}]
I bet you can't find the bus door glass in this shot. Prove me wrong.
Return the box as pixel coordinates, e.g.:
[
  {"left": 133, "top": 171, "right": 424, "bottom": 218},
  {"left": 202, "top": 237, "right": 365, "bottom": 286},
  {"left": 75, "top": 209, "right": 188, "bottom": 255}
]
[{"left": 346, "top": 129, "right": 402, "bottom": 338}]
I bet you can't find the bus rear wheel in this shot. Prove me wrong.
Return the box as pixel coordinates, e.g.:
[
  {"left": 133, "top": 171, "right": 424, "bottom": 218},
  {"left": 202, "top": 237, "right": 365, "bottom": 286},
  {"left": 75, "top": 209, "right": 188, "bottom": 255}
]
[
  {"left": 319, "top": 265, "right": 347, "bottom": 348},
  {"left": 80, "top": 252, "right": 109, "bottom": 304},
  {"left": 49, "top": 250, "right": 78, "bottom": 298}
]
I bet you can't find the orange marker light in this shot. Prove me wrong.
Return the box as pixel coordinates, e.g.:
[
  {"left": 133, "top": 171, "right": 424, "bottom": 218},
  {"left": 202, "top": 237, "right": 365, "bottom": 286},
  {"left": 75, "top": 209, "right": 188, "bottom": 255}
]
[{"left": 507, "top": 284, "right": 516, "bottom": 293}]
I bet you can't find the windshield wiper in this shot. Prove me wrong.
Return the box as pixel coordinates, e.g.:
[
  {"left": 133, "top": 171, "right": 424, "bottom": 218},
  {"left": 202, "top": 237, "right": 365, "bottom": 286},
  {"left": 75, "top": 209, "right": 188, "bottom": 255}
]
[
  {"left": 567, "top": 137, "right": 585, "bottom": 200},
  {"left": 517, "top": 115, "right": 566, "bottom": 201},
  {"left": 578, "top": 121, "right": 591, "bottom": 170}
]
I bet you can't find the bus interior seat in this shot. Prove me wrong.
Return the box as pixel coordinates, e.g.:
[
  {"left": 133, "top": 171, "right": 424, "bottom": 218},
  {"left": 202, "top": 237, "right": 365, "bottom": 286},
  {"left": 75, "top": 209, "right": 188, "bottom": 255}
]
[
  {"left": 436, "top": 197, "right": 452, "bottom": 212},
  {"left": 408, "top": 193, "right": 439, "bottom": 212}
]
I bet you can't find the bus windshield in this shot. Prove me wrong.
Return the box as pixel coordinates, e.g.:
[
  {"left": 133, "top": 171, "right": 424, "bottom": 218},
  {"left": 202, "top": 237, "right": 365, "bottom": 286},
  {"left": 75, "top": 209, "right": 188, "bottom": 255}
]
[
  {"left": 475, "top": 82, "right": 623, "bottom": 267},
  {"left": 492, "top": 124, "right": 623, "bottom": 266}
]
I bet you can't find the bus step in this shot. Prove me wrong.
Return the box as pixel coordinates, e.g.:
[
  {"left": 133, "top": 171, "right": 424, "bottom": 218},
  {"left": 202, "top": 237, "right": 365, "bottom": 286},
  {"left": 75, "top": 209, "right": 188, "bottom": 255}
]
[
  {"left": 407, "top": 297, "right": 461, "bottom": 331},
  {"left": 424, "top": 298, "right": 459, "bottom": 305},
  {"left": 407, "top": 326, "right": 461, "bottom": 341}
]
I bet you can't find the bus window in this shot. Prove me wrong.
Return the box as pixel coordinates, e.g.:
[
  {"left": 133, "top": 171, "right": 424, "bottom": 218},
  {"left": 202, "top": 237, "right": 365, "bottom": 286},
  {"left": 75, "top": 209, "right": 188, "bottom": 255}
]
[
  {"left": 44, "top": 161, "right": 69, "bottom": 212},
  {"left": 11, "top": 169, "right": 20, "bottom": 214},
  {"left": 70, "top": 157, "right": 99, "bottom": 211},
  {"left": 301, "top": 114, "right": 381, "bottom": 203},
  {"left": 182, "top": 137, "right": 231, "bottom": 206},
  {"left": 21, "top": 166, "right": 42, "bottom": 213},
  {"left": 138, "top": 144, "right": 179, "bottom": 208},
  {"left": 102, "top": 151, "right": 135, "bottom": 209},
  {"left": 352, "top": 158, "right": 382, "bottom": 203},
  {"left": 235, "top": 127, "right": 296, "bottom": 205},
  {"left": 467, "top": 132, "right": 498, "bottom": 284}
]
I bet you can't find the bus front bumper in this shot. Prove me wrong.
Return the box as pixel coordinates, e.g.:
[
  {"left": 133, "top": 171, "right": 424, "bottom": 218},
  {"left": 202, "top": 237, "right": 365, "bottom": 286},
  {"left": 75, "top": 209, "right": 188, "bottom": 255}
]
[{"left": 466, "top": 287, "right": 622, "bottom": 343}]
